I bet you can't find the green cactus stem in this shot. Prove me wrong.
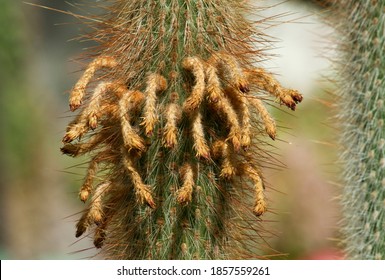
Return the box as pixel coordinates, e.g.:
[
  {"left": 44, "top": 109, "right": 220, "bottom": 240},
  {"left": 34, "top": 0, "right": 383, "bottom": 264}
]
[{"left": 61, "top": 0, "right": 303, "bottom": 259}]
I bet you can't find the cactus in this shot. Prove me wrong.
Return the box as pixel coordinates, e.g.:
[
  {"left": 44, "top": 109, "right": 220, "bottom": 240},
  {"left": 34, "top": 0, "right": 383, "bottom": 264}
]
[
  {"left": 61, "top": 0, "right": 302, "bottom": 259},
  {"left": 333, "top": 0, "right": 385, "bottom": 259}
]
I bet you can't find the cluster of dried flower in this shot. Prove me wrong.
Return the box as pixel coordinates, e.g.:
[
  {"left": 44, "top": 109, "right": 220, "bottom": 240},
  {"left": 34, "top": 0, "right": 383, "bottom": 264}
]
[{"left": 61, "top": 51, "right": 302, "bottom": 250}]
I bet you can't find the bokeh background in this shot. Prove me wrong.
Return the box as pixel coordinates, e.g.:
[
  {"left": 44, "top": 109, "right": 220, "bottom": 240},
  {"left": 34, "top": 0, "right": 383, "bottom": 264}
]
[{"left": 0, "top": 0, "right": 342, "bottom": 259}]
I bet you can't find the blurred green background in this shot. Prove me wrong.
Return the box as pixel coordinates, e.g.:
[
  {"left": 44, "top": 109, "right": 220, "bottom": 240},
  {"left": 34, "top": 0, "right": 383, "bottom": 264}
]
[{"left": 0, "top": 0, "right": 342, "bottom": 259}]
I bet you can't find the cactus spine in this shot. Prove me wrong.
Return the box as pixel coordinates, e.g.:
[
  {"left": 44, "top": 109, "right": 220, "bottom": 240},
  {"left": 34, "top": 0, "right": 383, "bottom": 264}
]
[
  {"left": 334, "top": 0, "right": 385, "bottom": 259},
  {"left": 62, "top": 0, "right": 302, "bottom": 259}
]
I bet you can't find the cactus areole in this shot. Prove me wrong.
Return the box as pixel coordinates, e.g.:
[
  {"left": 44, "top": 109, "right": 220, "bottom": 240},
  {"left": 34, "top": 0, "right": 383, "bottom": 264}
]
[{"left": 61, "top": 0, "right": 302, "bottom": 259}]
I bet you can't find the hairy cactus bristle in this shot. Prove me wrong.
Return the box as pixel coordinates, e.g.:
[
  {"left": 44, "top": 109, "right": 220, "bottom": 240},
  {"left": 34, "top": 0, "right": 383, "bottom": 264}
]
[
  {"left": 62, "top": 0, "right": 303, "bottom": 259},
  {"left": 332, "top": 0, "right": 385, "bottom": 259}
]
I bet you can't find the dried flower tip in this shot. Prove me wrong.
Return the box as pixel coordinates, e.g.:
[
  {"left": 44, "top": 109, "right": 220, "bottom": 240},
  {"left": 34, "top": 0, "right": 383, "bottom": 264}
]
[
  {"left": 212, "top": 140, "right": 236, "bottom": 179},
  {"left": 182, "top": 57, "right": 206, "bottom": 112},
  {"left": 62, "top": 122, "right": 89, "bottom": 143},
  {"left": 242, "top": 164, "right": 267, "bottom": 216},
  {"left": 191, "top": 112, "right": 211, "bottom": 159},
  {"left": 88, "top": 206, "right": 102, "bottom": 226},
  {"left": 176, "top": 187, "right": 192, "bottom": 205},
  {"left": 79, "top": 189, "right": 90, "bottom": 203},
  {"left": 93, "top": 227, "right": 106, "bottom": 249},
  {"left": 204, "top": 62, "right": 223, "bottom": 103},
  {"left": 60, "top": 143, "right": 80, "bottom": 156},
  {"left": 86, "top": 82, "right": 112, "bottom": 129},
  {"left": 208, "top": 52, "right": 249, "bottom": 93},
  {"left": 254, "top": 200, "right": 267, "bottom": 217},
  {"left": 163, "top": 100, "right": 182, "bottom": 149},
  {"left": 123, "top": 152, "right": 156, "bottom": 208},
  {"left": 279, "top": 89, "right": 303, "bottom": 110},
  {"left": 221, "top": 160, "right": 237, "bottom": 179},
  {"left": 88, "top": 182, "right": 110, "bottom": 225},
  {"left": 137, "top": 184, "right": 156, "bottom": 208},
  {"left": 176, "top": 163, "right": 195, "bottom": 205},
  {"left": 248, "top": 68, "right": 303, "bottom": 110},
  {"left": 248, "top": 96, "right": 276, "bottom": 140},
  {"left": 88, "top": 115, "right": 98, "bottom": 130},
  {"left": 75, "top": 211, "right": 90, "bottom": 238},
  {"left": 122, "top": 127, "right": 145, "bottom": 152},
  {"left": 78, "top": 157, "right": 99, "bottom": 202},
  {"left": 69, "top": 56, "right": 117, "bottom": 111},
  {"left": 141, "top": 74, "right": 167, "bottom": 135},
  {"left": 240, "top": 124, "right": 251, "bottom": 149},
  {"left": 61, "top": 132, "right": 105, "bottom": 157},
  {"left": 240, "top": 132, "right": 251, "bottom": 149},
  {"left": 120, "top": 91, "right": 146, "bottom": 152}
]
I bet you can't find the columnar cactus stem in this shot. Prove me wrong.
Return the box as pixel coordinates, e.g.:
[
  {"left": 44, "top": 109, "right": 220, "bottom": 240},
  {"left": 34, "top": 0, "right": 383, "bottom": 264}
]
[
  {"left": 62, "top": 0, "right": 302, "bottom": 259},
  {"left": 333, "top": 0, "right": 385, "bottom": 259}
]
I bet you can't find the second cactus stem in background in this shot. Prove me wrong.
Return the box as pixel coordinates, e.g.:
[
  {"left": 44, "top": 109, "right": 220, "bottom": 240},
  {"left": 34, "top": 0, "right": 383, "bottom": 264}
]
[{"left": 332, "top": 0, "right": 385, "bottom": 259}]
